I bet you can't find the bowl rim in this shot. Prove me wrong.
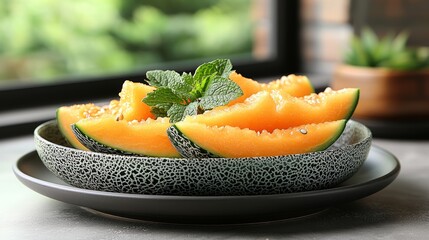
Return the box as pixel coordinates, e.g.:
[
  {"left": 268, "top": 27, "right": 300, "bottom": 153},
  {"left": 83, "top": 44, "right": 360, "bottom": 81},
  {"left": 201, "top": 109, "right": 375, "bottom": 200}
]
[{"left": 34, "top": 119, "right": 372, "bottom": 161}]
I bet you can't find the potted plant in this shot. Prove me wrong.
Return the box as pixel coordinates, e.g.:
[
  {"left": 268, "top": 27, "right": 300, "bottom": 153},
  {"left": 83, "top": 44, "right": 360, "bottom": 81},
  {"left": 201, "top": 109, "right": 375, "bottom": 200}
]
[{"left": 332, "top": 28, "right": 429, "bottom": 120}]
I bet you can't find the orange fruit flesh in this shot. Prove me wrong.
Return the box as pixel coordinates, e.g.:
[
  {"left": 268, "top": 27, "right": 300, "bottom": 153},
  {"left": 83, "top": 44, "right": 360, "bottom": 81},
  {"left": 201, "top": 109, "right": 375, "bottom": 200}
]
[
  {"left": 184, "top": 88, "right": 359, "bottom": 133},
  {"left": 228, "top": 72, "right": 314, "bottom": 106},
  {"left": 57, "top": 80, "right": 155, "bottom": 150},
  {"left": 228, "top": 72, "right": 262, "bottom": 105},
  {"left": 56, "top": 101, "right": 119, "bottom": 150},
  {"left": 75, "top": 116, "right": 180, "bottom": 157},
  {"left": 174, "top": 120, "right": 346, "bottom": 158},
  {"left": 260, "top": 74, "right": 314, "bottom": 97},
  {"left": 118, "top": 80, "right": 155, "bottom": 121}
]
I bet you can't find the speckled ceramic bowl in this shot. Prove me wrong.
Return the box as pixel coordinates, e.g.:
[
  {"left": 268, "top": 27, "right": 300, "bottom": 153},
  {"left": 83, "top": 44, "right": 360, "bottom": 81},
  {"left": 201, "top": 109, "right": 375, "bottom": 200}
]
[{"left": 34, "top": 120, "right": 372, "bottom": 196}]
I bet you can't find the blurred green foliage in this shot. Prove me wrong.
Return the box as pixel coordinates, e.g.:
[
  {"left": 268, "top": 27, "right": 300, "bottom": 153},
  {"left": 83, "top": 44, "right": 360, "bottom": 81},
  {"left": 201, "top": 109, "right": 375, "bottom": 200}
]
[
  {"left": 344, "top": 28, "right": 429, "bottom": 71},
  {"left": 0, "top": 0, "right": 253, "bottom": 83}
]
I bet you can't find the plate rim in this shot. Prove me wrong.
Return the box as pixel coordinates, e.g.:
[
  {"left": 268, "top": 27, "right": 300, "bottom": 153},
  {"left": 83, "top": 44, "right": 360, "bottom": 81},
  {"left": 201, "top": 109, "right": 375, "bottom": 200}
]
[
  {"left": 12, "top": 145, "right": 400, "bottom": 223},
  {"left": 14, "top": 146, "right": 399, "bottom": 200}
]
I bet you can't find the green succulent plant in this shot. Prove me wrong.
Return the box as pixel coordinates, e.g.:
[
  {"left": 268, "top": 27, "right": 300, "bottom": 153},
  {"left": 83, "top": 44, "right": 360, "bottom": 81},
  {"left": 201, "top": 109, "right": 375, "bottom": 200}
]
[{"left": 344, "top": 28, "right": 429, "bottom": 71}]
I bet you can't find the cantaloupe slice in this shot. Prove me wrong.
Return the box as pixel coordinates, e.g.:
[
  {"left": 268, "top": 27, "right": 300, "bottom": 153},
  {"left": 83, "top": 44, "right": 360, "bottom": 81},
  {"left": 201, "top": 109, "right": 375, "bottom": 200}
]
[
  {"left": 228, "top": 72, "right": 262, "bottom": 105},
  {"left": 57, "top": 80, "right": 155, "bottom": 150},
  {"left": 168, "top": 120, "right": 347, "bottom": 158},
  {"left": 260, "top": 74, "right": 314, "bottom": 96},
  {"left": 56, "top": 100, "right": 120, "bottom": 150},
  {"left": 228, "top": 72, "right": 314, "bottom": 105},
  {"left": 118, "top": 80, "right": 155, "bottom": 121},
  {"left": 72, "top": 116, "right": 181, "bottom": 158},
  {"left": 184, "top": 88, "right": 359, "bottom": 133}
]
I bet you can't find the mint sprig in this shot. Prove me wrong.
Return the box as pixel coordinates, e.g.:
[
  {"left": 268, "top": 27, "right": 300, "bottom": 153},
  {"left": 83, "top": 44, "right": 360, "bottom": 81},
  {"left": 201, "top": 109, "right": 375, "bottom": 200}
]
[{"left": 142, "top": 59, "right": 243, "bottom": 123}]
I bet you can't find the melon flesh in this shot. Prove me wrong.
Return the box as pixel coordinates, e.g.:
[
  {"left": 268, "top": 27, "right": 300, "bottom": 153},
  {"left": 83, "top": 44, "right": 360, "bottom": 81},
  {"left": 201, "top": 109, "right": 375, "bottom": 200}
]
[
  {"left": 228, "top": 72, "right": 314, "bottom": 106},
  {"left": 74, "top": 116, "right": 181, "bottom": 157},
  {"left": 56, "top": 100, "right": 120, "bottom": 150},
  {"left": 184, "top": 88, "right": 359, "bottom": 133},
  {"left": 118, "top": 80, "right": 155, "bottom": 121},
  {"left": 172, "top": 120, "right": 346, "bottom": 158},
  {"left": 56, "top": 80, "right": 155, "bottom": 150},
  {"left": 228, "top": 72, "right": 262, "bottom": 105},
  {"left": 260, "top": 74, "right": 314, "bottom": 96}
]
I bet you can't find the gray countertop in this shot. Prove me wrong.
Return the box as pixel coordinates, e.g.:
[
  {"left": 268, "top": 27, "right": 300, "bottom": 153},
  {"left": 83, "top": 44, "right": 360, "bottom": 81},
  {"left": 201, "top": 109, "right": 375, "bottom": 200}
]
[{"left": 1, "top": 134, "right": 429, "bottom": 240}]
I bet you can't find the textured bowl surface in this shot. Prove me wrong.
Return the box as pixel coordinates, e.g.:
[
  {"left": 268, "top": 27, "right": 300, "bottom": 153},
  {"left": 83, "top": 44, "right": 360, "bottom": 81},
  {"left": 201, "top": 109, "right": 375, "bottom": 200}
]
[{"left": 34, "top": 120, "right": 372, "bottom": 196}]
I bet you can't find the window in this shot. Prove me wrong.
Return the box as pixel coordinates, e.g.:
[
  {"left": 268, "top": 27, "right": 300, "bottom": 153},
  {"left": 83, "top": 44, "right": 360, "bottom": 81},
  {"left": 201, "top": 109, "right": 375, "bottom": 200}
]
[{"left": 0, "top": 0, "right": 300, "bottom": 137}]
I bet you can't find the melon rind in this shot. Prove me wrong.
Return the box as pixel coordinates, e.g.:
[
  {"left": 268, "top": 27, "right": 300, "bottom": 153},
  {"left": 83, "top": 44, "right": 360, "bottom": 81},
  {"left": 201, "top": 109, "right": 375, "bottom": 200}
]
[
  {"left": 168, "top": 120, "right": 347, "bottom": 158},
  {"left": 71, "top": 124, "right": 139, "bottom": 156},
  {"left": 184, "top": 88, "right": 360, "bottom": 133},
  {"left": 167, "top": 125, "right": 219, "bottom": 158},
  {"left": 56, "top": 108, "right": 88, "bottom": 150},
  {"left": 71, "top": 117, "right": 181, "bottom": 158},
  {"left": 344, "top": 88, "right": 360, "bottom": 120}
]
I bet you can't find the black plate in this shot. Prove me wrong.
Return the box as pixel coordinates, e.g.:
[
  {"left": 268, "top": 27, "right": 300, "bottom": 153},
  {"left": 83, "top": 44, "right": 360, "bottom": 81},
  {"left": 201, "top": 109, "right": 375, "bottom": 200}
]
[{"left": 13, "top": 146, "right": 400, "bottom": 224}]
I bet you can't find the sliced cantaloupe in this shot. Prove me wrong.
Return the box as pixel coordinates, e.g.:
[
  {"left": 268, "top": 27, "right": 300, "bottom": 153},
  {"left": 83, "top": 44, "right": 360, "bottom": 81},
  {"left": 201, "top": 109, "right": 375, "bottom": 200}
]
[
  {"left": 227, "top": 72, "right": 314, "bottom": 106},
  {"left": 72, "top": 116, "right": 181, "bottom": 157},
  {"left": 228, "top": 72, "right": 262, "bottom": 105},
  {"left": 184, "top": 88, "right": 359, "bottom": 133},
  {"left": 56, "top": 80, "right": 155, "bottom": 150},
  {"left": 260, "top": 74, "right": 314, "bottom": 96},
  {"left": 56, "top": 100, "right": 120, "bottom": 150},
  {"left": 168, "top": 120, "right": 347, "bottom": 158},
  {"left": 118, "top": 80, "right": 155, "bottom": 121}
]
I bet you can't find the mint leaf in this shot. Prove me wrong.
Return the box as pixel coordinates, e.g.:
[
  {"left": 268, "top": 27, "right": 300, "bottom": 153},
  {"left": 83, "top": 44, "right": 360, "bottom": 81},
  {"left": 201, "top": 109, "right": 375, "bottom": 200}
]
[
  {"left": 194, "top": 59, "right": 232, "bottom": 80},
  {"left": 142, "top": 59, "right": 242, "bottom": 123},
  {"left": 146, "top": 70, "right": 182, "bottom": 88},
  {"left": 142, "top": 87, "right": 183, "bottom": 106},
  {"left": 143, "top": 88, "right": 182, "bottom": 118},
  {"left": 192, "top": 59, "right": 232, "bottom": 96},
  {"left": 199, "top": 77, "right": 243, "bottom": 110},
  {"left": 182, "top": 72, "right": 195, "bottom": 88},
  {"left": 146, "top": 70, "right": 193, "bottom": 100},
  {"left": 167, "top": 102, "right": 200, "bottom": 123},
  {"left": 166, "top": 104, "right": 188, "bottom": 123},
  {"left": 150, "top": 105, "right": 170, "bottom": 118}
]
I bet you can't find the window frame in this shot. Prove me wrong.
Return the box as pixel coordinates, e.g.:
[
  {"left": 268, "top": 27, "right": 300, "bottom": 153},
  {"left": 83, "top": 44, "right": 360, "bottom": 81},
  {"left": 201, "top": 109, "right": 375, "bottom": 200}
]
[{"left": 0, "top": 0, "right": 300, "bottom": 137}]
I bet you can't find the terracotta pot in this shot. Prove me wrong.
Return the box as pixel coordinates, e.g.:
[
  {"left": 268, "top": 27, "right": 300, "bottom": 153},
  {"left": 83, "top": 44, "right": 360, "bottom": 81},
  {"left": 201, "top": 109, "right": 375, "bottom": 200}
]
[{"left": 332, "top": 65, "right": 429, "bottom": 120}]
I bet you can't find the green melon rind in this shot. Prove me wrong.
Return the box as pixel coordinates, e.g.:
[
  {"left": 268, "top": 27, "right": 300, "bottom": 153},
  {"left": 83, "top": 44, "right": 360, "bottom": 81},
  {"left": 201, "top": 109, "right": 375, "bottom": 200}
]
[
  {"left": 311, "top": 119, "right": 347, "bottom": 152},
  {"left": 344, "top": 88, "right": 360, "bottom": 120},
  {"left": 71, "top": 124, "right": 141, "bottom": 156},
  {"left": 168, "top": 120, "right": 347, "bottom": 158},
  {"left": 56, "top": 109, "right": 86, "bottom": 150},
  {"left": 167, "top": 125, "right": 220, "bottom": 158},
  {"left": 55, "top": 109, "right": 69, "bottom": 144}
]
